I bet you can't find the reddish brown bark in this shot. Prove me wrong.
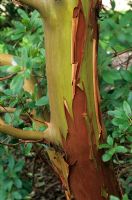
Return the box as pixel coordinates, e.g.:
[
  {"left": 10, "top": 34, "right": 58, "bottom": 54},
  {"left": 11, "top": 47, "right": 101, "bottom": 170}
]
[
  {"left": 62, "top": 1, "right": 120, "bottom": 199},
  {"left": 64, "top": 87, "right": 119, "bottom": 199}
]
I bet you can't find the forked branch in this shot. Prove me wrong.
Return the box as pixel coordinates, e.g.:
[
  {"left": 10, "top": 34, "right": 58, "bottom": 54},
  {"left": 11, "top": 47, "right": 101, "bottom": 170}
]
[
  {"left": 15, "top": 0, "right": 40, "bottom": 9},
  {"left": 15, "top": 0, "right": 49, "bottom": 19}
]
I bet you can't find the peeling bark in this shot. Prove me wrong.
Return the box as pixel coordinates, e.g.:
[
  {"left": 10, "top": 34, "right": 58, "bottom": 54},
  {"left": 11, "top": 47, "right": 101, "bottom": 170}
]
[
  {"left": 7, "top": 0, "right": 120, "bottom": 199},
  {"left": 62, "top": 1, "right": 119, "bottom": 199},
  {"left": 71, "top": 1, "right": 86, "bottom": 97},
  {"left": 64, "top": 87, "right": 118, "bottom": 199}
]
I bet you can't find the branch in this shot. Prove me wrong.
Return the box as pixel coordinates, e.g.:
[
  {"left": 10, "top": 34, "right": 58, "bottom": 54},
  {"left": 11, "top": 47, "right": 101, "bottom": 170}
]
[
  {"left": 18, "top": 0, "right": 38, "bottom": 8},
  {"left": 112, "top": 47, "right": 132, "bottom": 57},
  {"left": 0, "top": 123, "right": 61, "bottom": 145},
  {"left": 16, "top": 0, "right": 48, "bottom": 19},
  {"left": 0, "top": 106, "right": 15, "bottom": 113},
  {"left": 0, "top": 74, "right": 16, "bottom": 81},
  {"left": 0, "top": 124, "right": 49, "bottom": 140},
  {"left": 0, "top": 118, "right": 5, "bottom": 125},
  {"left": 0, "top": 139, "right": 43, "bottom": 147},
  {"left": 17, "top": 0, "right": 44, "bottom": 11},
  {"left": 0, "top": 141, "right": 22, "bottom": 147}
]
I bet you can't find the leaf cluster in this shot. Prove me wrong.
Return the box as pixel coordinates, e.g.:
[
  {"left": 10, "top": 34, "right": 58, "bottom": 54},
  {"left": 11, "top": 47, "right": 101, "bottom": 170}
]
[
  {"left": 99, "top": 5, "right": 132, "bottom": 199},
  {"left": 0, "top": 7, "right": 47, "bottom": 199}
]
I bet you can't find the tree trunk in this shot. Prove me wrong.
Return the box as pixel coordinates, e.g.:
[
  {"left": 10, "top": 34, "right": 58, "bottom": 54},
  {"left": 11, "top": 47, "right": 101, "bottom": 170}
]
[{"left": 1, "top": 0, "right": 120, "bottom": 199}]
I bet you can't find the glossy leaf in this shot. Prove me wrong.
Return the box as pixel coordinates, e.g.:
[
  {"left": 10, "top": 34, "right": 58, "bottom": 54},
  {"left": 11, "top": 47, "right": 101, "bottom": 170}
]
[
  {"left": 115, "top": 146, "right": 128, "bottom": 153},
  {"left": 110, "top": 195, "right": 120, "bottom": 200},
  {"left": 35, "top": 96, "right": 49, "bottom": 106},
  {"left": 10, "top": 74, "right": 24, "bottom": 94},
  {"left": 123, "top": 101, "right": 131, "bottom": 118},
  {"left": 107, "top": 135, "right": 114, "bottom": 146}
]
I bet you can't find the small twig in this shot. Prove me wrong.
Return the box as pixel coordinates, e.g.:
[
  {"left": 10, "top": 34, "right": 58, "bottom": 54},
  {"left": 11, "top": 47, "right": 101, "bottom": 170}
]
[
  {"left": 0, "top": 139, "right": 43, "bottom": 148},
  {"left": 112, "top": 48, "right": 126, "bottom": 67},
  {"left": 0, "top": 73, "right": 16, "bottom": 81},
  {"left": 0, "top": 141, "right": 22, "bottom": 147},
  {"left": 20, "top": 139, "right": 44, "bottom": 144},
  {"left": 0, "top": 104, "right": 14, "bottom": 121},
  {"left": 17, "top": 98, "right": 48, "bottom": 126},
  {"left": 12, "top": 0, "right": 24, "bottom": 7},
  {"left": 0, "top": 106, "right": 15, "bottom": 113},
  {"left": 43, "top": 181, "right": 59, "bottom": 194},
  {"left": 1, "top": 136, "right": 10, "bottom": 143},
  {"left": 112, "top": 47, "right": 132, "bottom": 57},
  {"left": 125, "top": 54, "right": 132, "bottom": 69},
  {"left": 28, "top": 114, "right": 48, "bottom": 126}
]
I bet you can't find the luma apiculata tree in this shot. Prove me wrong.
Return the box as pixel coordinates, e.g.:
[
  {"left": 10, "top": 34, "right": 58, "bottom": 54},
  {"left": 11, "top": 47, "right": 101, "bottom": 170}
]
[{"left": 0, "top": 0, "right": 120, "bottom": 199}]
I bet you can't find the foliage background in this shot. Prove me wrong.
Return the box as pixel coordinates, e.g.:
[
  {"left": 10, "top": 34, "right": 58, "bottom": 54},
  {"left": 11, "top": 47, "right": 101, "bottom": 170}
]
[
  {"left": 0, "top": 0, "right": 132, "bottom": 199},
  {"left": 98, "top": 3, "right": 132, "bottom": 199}
]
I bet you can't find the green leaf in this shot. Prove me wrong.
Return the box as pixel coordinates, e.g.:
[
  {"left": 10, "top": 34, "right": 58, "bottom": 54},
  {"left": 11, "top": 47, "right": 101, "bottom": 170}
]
[
  {"left": 14, "top": 160, "right": 25, "bottom": 172},
  {"left": 122, "top": 194, "right": 129, "bottom": 200},
  {"left": 38, "top": 125, "right": 47, "bottom": 132},
  {"left": 12, "top": 108, "right": 23, "bottom": 126},
  {"left": 115, "top": 146, "right": 128, "bottom": 153},
  {"left": 120, "top": 69, "right": 132, "bottom": 83},
  {"left": 0, "top": 65, "right": 21, "bottom": 73},
  {"left": 35, "top": 96, "right": 49, "bottom": 106},
  {"left": 102, "top": 71, "right": 114, "bottom": 84},
  {"left": 14, "top": 179, "right": 22, "bottom": 189},
  {"left": 102, "top": 69, "right": 121, "bottom": 84},
  {"left": 6, "top": 180, "right": 13, "bottom": 192},
  {"left": 128, "top": 91, "right": 132, "bottom": 104},
  {"left": 112, "top": 131, "right": 121, "bottom": 139},
  {"left": 107, "top": 135, "right": 114, "bottom": 146},
  {"left": 12, "top": 191, "right": 22, "bottom": 200},
  {"left": 126, "top": 135, "right": 132, "bottom": 142},
  {"left": 99, "top": 144, "right": 110, "bottom": 149},
  {"left": 123, "top": 101, "right": 131, "bottom": 118},
  {"left": 24, "top": 143, "right": 32, "bottom": 156},
  {"left": 3, "top": 89, "right": 14, "bottom": 96},
  {"left": 0, "top": 191, "right": 6, "bottom": 200},
  {"left": 11, "top": 32, "right": 24, "bottom": 41},
  {"left": 102, "top": 147, "right": 116, "bottom": 162},
  {"left": 7, "top": 65, "right": 21, "bottom": 73},
  {"left": 8, "top": 155, "right": 15, "bottom": 170},
  {"left": 17, "top": 9, "right": 29, "bottom": 20},
  {"left": 110, "top": 195, "right": 120, "bottom": 200},
  {"left": 108, "top": 109, "right": 124, "bottom": 119},
  {"left": 112, "top": 118, "right": 129, "bottom": 130},
  {"left": 20, "top": 47, "right": 29, "bottom": 67},
  {"left": 10, "top": 74, "right": 24, "bottom": 94},
  {"left": 32, "top": 84, "right": 38, "bottom": 100},
  {"left": 102, "top": 153, "right": 112, "bottom": 162},
  {"left": 119, "top": 122, "right": 129, "bottom": 131},
  {"left": 4, "top": 113, "right": 12, "bottom": 124},
  {"left": 102, "top": 153, "right": 111, "bottom": 162}
]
